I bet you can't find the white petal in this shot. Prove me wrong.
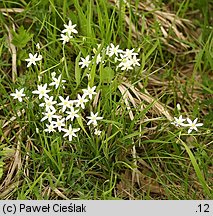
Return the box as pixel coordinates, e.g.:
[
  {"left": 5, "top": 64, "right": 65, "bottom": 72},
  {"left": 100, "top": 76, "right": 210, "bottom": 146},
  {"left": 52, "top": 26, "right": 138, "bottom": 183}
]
[
  {"left": 188, "top": 128, "right": 192, "bottom": 134},
  {"left": 187, "top": 118, "right": 192, "bottom": 124},
  {"left": 193, "top": 118, "right": 198, "bottom": 124},
  {"left": 196, "top": 123, "right": 203, "bottom": 127}
]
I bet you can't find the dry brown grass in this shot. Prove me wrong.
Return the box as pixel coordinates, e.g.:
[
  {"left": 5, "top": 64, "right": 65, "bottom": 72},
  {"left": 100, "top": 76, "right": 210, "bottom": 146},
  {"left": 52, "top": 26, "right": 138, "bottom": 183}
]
[{"left": 109, "top": 0, "right": 199, "bottom": 53}]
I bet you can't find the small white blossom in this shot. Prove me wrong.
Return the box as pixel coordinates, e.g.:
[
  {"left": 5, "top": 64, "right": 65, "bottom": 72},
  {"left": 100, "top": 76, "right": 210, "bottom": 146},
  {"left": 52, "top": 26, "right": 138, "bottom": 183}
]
[
  {"left": 176, "top": 103, "right": 181, "bottom": 111},
  {"left": 32, "top": 83, "right": 51, "bottom": 99},
  {"left": 39, "top": 96, "right": 57, "bottom": 112},
  {"left": 41, "top": 110, "right": 59, "bottom": 122},
  {"left": 58, "top": 96, "right": 72, "bottom": 113},
  {"left": 36, "top": 43, "right": 40, "bottom": 50},
  {"left": 122, "top": 48, "right": 138, "bottom": 59},
  {"left": 10, "top": 88, "right": 25, "bottom": 102},
  {"left": 86, "top": 112, "right": 103, "bottom": 126},
  {"left": 107, "top": 43, "right": 123, "bottom": 57},
  {"left": 186, "top": 118, "right": 203, "bottom": 134},
  {"left": 63, "top": 125, "right": 80, "bottom": 141},
  {"left": 60, "top": 33, "right": 72, "bottom": 44},
  {"left": 66, "top": 107, "right": 79, "bottom": 121},
  {"left": 94, "top": 128, "right": 102, "bottom": 136},
  {"left": 82, "top": 86, "right": 97, "bottom": 100},
  {"left": 75, "top": 94, "right": 88, "bottom": 109},
  {"left": 171, "top": 115, "right": 186, "bottom": 127},
  {"left": 44, "top": 123, "right": 56, "bottom": 133},
  {"left": 130, "top": 55, "right": 140, "bottom": 67},
  {"left": 62, "top": 20, "right": 78, "bottom": 36},
  {"left": 52, "top": 118, "right": 65, "bottom": 132},
  {"left": 25, "top": 53, "right": 42, "bottom": 67},
  {"left": 93, "top": 53, "right": 103, "bottom": 64},
  {"left": 79, "top": 55, "right": 91, "bottom": 68},
  {"left": 49, "top": 74, "right": 66, "bottom": 89},
  {"left": 118, "top": 58, "right": 133, "bottom": 71}
]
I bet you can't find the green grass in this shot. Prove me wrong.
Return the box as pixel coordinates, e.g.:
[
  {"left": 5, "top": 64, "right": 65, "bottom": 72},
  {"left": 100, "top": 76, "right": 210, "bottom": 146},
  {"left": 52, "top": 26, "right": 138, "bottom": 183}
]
[{"left": 0, "top": 0, "right": 212, "bottom": 200}]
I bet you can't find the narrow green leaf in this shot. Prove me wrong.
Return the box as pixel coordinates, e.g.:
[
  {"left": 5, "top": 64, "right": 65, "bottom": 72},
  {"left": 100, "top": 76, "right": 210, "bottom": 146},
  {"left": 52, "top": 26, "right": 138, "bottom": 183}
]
[
  {"left": 77, "top": 116, "right": 89, "bottom": 137},
  {"left": 75, "top": 52, "right": 82, "bottom": 86},
  {"left": 145, "top": 40, "right": 158, "bottom": 61},
  {"left": 24, "top": 169, "right": 47, "bottom": 196},
  {"left": 0, "top": 161, "right": 4, "bottom": 180},
  {"left": 181, "top": 141, "right": 212, "bottom": 198}
]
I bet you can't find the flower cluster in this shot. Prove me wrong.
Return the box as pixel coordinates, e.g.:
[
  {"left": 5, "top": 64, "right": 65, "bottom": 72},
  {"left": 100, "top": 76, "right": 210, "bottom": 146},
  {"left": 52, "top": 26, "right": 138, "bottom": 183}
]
[
  {"left": 11, "top": 75, "right": 103, "bottom": 141},
  {"left": 36, "top": 75, "right": 103, "bottom": 140},
  {"left": 171, "top": 115, "right": 203, "bottom": 134},
  {"left": 10, "top": 20, "right": 104, "bottom": 141},
  {"left": 106, "top": 44, "right": 140, "bottom": 71},
  {"left": 78, "top": 43, "right": 141, "bottom": 71}
]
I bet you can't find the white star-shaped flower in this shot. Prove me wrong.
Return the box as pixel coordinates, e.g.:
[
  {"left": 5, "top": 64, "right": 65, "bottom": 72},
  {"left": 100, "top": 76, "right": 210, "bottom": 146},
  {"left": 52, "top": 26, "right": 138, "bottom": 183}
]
[
  {"left": 118, "top": 58, "right": 133, "bottom": 71},
  {"left": 75, "top": 94, "right": 88, "bottom": 109},
  {"left": 122, "top": 48, "right": 138, "bottom": 59},
  {"left": 32, "top": 83, "right": 51, "bottom": 99},
  {"left": 79, "top": 55, "right": 91, "bottom": 68},
  {"left": 52, "top": 118, "right": 65, "bottom": 132},
  {"left": 39, "top": 96, "right": 57, "bottom": 112},
  {"left": 10, "top": 88, "right": 25, "bottom": 102},
  {"left": 82, "top": 86, "right": 97, "bottom": 100},
  {"left": 86, "top": 112, "right": 103, "bottom": 126},
  {"left": 94, "top": 128, "right": 102, "bottom": 136},
  {"left": 60, "top": 33, "right": 73, "bottom": 44},
  {"left": 107, "top": 43, "right": 123, "bottom": 57},
  {"left": 44, "top": 123, "right": 56, "bottom": 133},
  {"left": 66, "top": 107, "right": 79, "bottom": 121},
  {"left": 49, "top": 74, "right": 66, "bottom": 89},
  {"left": 63, "top": 125, "right": 80, "bottom": 141},
  {"left": 186, "top": 118, "right": 203, "bottom": 134},
  {"left": 25, "top": 53, "right": 42, "bottom": 67},
  {"left": 171, "top": 115, "right": 186, "bottom": 127},
  {"left": 41, "top": 110, "right": 59, "bottom": 122},
  {"left": 62, "top": 20, "right": 78, "bottom": 36},
  {"left": 58, "top": 96, "right": 72, "bottom": 113},
  {"left": 130, "top": 55, "right": 140, "bottom": 67},
  {"left": 92, "top": 53, "right": 104, "bottom": 64}
]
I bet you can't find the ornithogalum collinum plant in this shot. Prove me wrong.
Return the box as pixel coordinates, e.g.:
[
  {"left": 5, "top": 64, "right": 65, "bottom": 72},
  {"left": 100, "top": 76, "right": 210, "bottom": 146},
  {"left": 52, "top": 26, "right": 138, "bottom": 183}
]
[
  {"left": 3, "top": 0, "right": 212, "bottom": 201},
  {"left": 10, "top": 19, "right": 142, "bottom": 142},
  {"left": 10, "top": 19, "right": 204, "bottom": 143}
]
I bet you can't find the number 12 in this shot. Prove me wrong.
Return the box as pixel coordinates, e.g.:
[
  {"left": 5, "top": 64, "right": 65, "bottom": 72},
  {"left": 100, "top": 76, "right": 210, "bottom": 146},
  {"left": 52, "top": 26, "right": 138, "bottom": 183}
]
[{"left": 198, "top": 204, "right": 210, "bottom": 213}]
